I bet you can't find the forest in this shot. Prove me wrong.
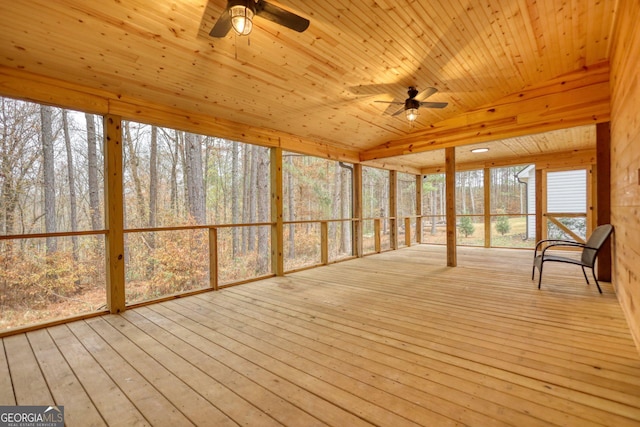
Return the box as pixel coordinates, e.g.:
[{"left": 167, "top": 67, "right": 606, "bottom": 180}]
[{"left": 1, "top": 95, "right": 544, "bottom": 331}]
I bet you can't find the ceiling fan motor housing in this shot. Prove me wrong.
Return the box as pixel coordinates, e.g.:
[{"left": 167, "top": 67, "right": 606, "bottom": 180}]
[{"left": 405, "top": 98, "right": 420, "bottom": 111}]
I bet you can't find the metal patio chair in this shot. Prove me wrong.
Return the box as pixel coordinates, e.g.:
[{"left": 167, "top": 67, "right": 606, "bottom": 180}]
[{"left": 532, "top": 224, "right": 613, "bottom": 293}]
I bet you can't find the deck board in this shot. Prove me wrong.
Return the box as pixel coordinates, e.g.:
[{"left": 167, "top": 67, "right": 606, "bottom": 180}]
[{"left": 1, "top": 245, "right": 639, "bottom": 426}]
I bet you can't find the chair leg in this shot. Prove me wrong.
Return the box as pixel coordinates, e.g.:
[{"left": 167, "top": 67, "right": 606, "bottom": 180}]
[
  {"left": 592, "top": 268, "right": 603, "bottom": 294},
  {"left": 531, "top": 265, "right": 535, "bottom": 280},
  {"left": 581, "top": 266, "right": 590, "bottom": 284},
  {"left": 537, "top": 262, "right": 543, "bottom": 289}
]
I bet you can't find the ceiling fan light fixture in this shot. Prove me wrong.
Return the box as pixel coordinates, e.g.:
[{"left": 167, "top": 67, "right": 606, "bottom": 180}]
[
  {"left": 229, "top": 3, "right": 254, "bottom": 36},
  {"left": 406, "top": 108, "right": 419, "bottom": 122}
]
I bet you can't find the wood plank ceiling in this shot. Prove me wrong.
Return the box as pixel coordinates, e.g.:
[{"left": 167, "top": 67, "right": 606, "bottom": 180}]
[{"left": 0, "top": 0, "right": 617, "bottom": 170}]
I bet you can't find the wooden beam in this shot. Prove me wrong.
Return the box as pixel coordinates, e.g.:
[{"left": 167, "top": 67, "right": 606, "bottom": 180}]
[
  {"left": 361, "top": 63, "right": 610, "bottom": 161},
  {"left": 320, "top": 222, "right": 329, "bottom": 265},
  {"left": 596, "top": 122, "right": 612, "bottom": 281},
  {"left": 208, "top": 228, "right": 219, "bottom": 291},
  {"left": 537, "top": 169, "right": 546, "bottom": 242},
  {"left": 270, "top": 147, "right": 284, "bottom": 276},
  {"left": 445, "top": 148, "right": 457, "bottom": 267},
  {"left": 104, "top": 115, "right": 125, "bottom": 313},
  {"left": 416, "top": 174, "right": 423, "bottom": 244},
  {"left": 420, "top": 149, "right": 597, "bottom": 175}
]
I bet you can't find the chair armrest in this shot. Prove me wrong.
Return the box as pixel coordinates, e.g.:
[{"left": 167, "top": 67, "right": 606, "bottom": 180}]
[
  {"left": 533, "top": 239, "right": 582, "bottom": 257},
  {"left": 540, "top": 241, "right": 586, "bottom": 258}
]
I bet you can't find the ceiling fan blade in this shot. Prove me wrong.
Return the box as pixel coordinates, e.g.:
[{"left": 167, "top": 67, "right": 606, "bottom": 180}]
[
  {"left": 419, "top": 101, "right": 448, "bottom": 109},
  {"left": 415, "top": 87, "right": 438, "bottom": 101},
  {"left": 374, "top": 100, "right": 404, "bottom": 104},
  {"left": 390, "top": 106, "right": 406, "bottom": 116},
  {"left": 209, "top": 7, "right": 232, "bottom": 37},
  {"left": 256, "top": 0, "right": 310, "bottom": 32}
]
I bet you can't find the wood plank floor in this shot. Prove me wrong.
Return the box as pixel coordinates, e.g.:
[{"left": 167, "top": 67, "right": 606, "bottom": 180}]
[{"left": 1, "top": 245, "right": 639, "bottom": 426}]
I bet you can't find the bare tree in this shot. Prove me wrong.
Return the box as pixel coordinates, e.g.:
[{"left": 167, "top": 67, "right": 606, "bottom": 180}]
[
  {"left": 62, "top": 110, "right": 78, "bottom": 259},
  {"left": 256, "top": 148, "right": 269, "bottom": 273},
  {"left": 124, "top": 122, "right": 147, "bottom": 225},
  {"left": 184, "top": 132, "right": 205, "bottom": 224},
  {"left": 231, "top": 140, "right": 239, "bottom": 255},
  {"left": 149, "top": 126, "right": 158, "bottom": 231},
  {"left": 41, "top": 105, "right": 57, "bottom": 254},
  {"left": 247, "top": 144, "right": 258, "bottom": 251},
  {"left": 86, "top": 113, "right": 101, "bottom": 230}
]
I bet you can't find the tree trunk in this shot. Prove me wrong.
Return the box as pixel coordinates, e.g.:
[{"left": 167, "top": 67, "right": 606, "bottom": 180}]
[
  {"left": 124, "top": 122, "right": 147, "bottom": 226},
  {"left": 149, "top": 126, "right": 158, "bottom": 231},
  {"left": 86, "top": 113, "right": 101, "bottom": 231},
  {"left": 247, "top": 145, "right": 258, "bottom": 251},
  {"left": 256, "top": 147, "right": 269, "bottom": 273},
  {"left": 184, "top": 132, "right": 205, "bottom": 224},
  {"left": 169, "top": 130, "right": 179, "bottom": 216},
  {"left": 231, "top": 141, "right": 239, "bottom": 256},
  {"left": 147, "top": 126, "right": 158, "bottom": 276},
  {"left": 286, "top": 155, "right": 295, "bottom": 258},
  {"left": 41, "top": 105, "right": 57, "bottom": 254},
  {"left": 62, "top": 110, "right": 79, "bottom": 260},
  {"left": 241, "top": 143, "right": 250, "bottom": 253}
]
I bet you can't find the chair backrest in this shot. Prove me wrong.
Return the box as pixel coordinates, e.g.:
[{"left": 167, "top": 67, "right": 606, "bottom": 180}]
[{"left": 581, "top": 224, "right": 614, "bottom": 266}]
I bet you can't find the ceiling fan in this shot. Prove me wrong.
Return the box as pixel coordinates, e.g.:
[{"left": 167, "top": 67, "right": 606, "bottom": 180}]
[
  {"left": 209, "top": 0, "right": 310, "bottom": 37},
  {"left": 375, "top": 86, "right": 448, "bottom": 122}
]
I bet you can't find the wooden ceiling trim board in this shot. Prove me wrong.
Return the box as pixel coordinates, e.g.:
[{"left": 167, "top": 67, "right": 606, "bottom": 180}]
[
  {"left": 420, "top": 148, "right": 596, "bottom": 174},
  {"left": 0, "top": 66, "right": 111, "bottom": 115}
]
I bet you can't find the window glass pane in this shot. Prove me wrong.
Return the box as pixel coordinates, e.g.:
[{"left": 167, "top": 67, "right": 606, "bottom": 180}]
[
  {"left": 397, "top": 172, "right": 416, "bottom": 217},
  {"left": 283, "top": 153, "right": 352, "bottom": 221},
  {"left": 490, "top": 165, "right": 532, "bottom": 215},
  {"left": 0, "top": 98, "right": 104, "bottom": 235},
  {"left": 362, "top": 167, "right": 389, "bottom": 219},
  {"left": 0, "top": 96, "right": 106, "bottom": 331},
  {"left": 122, "top": 122, "right": 270, "bottom": 228},
  {"left": 457, "top": 215, "right": 484, "bottom": 246},
  {"left": 490, "top": 215, "right": 536, "bottom": 248},
  {"left": 456, "top": 170, "right": 484, "bottom": 215},
  {"left": 1, "top": 235, "right": 106, "bottom": 331}
]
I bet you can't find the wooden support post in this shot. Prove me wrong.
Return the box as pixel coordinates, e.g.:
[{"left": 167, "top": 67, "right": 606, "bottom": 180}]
[
  {"left": 416, "top": 174, "right": 423, "bottom": 244},
  {"left": 587, "top": 165, "right": 595, "bottom": 233},
  {"left": 104, "top": 115, "right": 125, "bottom": 313},
  {"left": 353, "top": 163, "right": 363, "bottom": 257},
  {"left": 209, "top": 228, "right": 218, "bottom": 291},
  {"left": 535, "top": 169, "right": 544, "bottom": 242},
  {"left": 389, "top": 170, "right": 398, "bottom": 250},
  {"left": 374, "top": 218, "right": 381, "bottom": 253},
  {"left": 596, "top": 121, "right": 611, "bottom": 281},
  {"left": 270, "top": 147, "right": 284, "bottom": 276},
  {"left": 321, "top": 221, "right": 329, "bottom": 265},
  {"left": 484, "top": 167, "right": 491, "bottom": 248},
  {"left": 445, "top": 147, "right": 457, "bottom": 267},
  {"left": 405, "top": 217, "right": 411, "bottom": 247}
]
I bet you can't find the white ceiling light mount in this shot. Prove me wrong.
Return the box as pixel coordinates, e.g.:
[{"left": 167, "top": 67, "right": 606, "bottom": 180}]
[{"left": 471, "top": 148, "right": 490, "bottom": 153}]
